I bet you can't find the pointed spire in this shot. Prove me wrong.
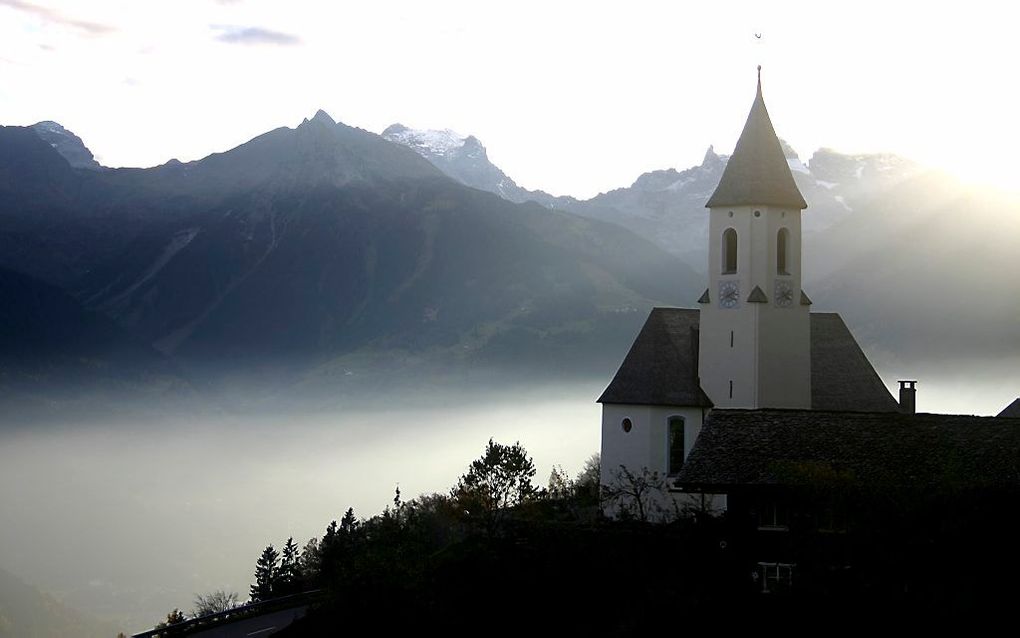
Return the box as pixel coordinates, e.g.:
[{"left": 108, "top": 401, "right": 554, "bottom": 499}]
[{"left": 705, "top": 68, "right": 807, "bottom": 210}]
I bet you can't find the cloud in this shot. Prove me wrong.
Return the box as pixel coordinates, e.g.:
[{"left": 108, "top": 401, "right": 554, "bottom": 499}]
[
  {"left": 0, "top": 0, "right": 114, "bottom": 35},
  {"left": 213, "top": 25, "right": 301, "bottom": 46}
]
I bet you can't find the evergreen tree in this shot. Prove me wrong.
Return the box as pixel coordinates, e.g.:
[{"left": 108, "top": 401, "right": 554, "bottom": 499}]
[
  {"left": 249, "top": 544, "right": 279, "bottom": 603},
  {"left": 339, "top": 507, "right": 359, "bottom": 534},
  {"left": 277, "top": 537, "right": 302, "bottom": 595}
]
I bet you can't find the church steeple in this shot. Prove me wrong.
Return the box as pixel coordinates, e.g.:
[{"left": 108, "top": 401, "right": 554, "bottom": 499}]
[
  {"left": 698, "top": 69, "right": 811, "bottom": 410},
  {"left": 705, "top": 69, "right": 806, "bottom": 210}
]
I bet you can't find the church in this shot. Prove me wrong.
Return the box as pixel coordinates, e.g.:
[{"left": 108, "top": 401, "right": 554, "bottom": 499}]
[{"left": 597, "top": 71, "right": 1020, "bottom": 529}]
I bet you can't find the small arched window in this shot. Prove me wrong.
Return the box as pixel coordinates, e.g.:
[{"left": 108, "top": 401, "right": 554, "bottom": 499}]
[
  {"left": 777, "top": 228, "right": 790, "bottom": 275},
  {"left": 668, "top": 416, "right": 685, "bottom": 475},
  {"left": 722, "top": 228, "right": 738, "bottom": 274}
]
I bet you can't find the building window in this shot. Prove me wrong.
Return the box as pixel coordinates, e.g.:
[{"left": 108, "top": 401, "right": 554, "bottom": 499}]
[
  {"left": 667, "top": 416, "right": 685, "bottom": 474},
  {"left": 755, "top": 562, "right": 795, "bottom": 594},
  {"left": 621, "top": 418, "right": 632, "bottom": 433},
  {"left": 817, "top": 502, "right": 849, "bottom": 533},
  {"left": 777, "top": 227, "right": 790, "bottom": 275},
  {"left": 758, "top": 502, "right": 790, "bottom": 530},
  {"left": 722, "top": 228, "right": 738, "bottom": 274}
]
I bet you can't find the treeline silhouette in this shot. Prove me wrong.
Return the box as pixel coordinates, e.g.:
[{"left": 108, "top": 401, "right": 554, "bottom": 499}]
[
  {"left": 254, "top": 440, "right": 748, "bottom": 634},
  {"left": 151, "top": 438, "right": 1020, "bottom": 635}
]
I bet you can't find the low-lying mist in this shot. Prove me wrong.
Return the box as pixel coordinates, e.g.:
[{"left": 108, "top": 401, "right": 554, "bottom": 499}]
[
  {"left": 0, "top": 382, "right": 600, "bottom": 633},
  {"left": 1, "top": 356, "right": 1015, "bottom": 635}
]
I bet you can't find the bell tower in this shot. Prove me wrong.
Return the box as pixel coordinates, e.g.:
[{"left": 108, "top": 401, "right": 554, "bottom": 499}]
[{"left": 697, "top": 68, "right": 811, "bottom": 409}]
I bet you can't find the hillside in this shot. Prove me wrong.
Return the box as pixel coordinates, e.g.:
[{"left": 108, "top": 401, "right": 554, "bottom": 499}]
[
  {"left": 0, "top": 114, "right": 701, "bottom": 408},
  {"left": 0, "top": 566, "right": 118, "bottom": 638},
  {"left": 0, "top": 265, "right": 190, "bottom": 422},
  {"left": 388, "top": 124, "right": 1020, "bottom": 375}
]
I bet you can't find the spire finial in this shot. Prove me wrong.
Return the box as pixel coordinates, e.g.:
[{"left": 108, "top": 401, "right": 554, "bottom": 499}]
[{"left": 756, "top": 65, "right": 763, "bottom": 97}]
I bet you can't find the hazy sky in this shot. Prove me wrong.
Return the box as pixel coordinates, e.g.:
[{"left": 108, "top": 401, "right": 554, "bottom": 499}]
[{"left": 1, "top": 0, "right": 1017, "bottom": 198}]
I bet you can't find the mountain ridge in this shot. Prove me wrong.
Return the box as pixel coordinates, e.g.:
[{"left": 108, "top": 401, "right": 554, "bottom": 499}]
[
  {"left": 1, "top": 113, "right": 1017, "bottom": 409},
  {"left": 0, "top": 113, "right": 701, "bottom": 407}
]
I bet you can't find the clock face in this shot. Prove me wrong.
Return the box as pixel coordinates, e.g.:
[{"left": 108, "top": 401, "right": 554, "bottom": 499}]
[
  {"left": 719, "top": 281, "right": 740, "bottom": 309},
  {"left": 774, "top": 280, "right": 794, "bottom": 308}
]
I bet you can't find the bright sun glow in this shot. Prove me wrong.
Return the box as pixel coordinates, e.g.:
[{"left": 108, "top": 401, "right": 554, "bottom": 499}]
[{"left": 2, "top": 1, "right": 1019, "bottom": 197}]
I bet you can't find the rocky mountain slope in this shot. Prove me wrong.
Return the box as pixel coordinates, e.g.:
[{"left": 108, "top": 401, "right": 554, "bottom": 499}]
[
  {"left": 0, "top": 265, "right": 190, "bottom": 422},
  {"left": 29, "top": 121, "right": 104, "bottom": 171},
  {"left": 0, "top": 114, "right": 700, "bottom": 407},
  {"left": 384, "top": 124, "right": 924, "bottom": 273},
  {"left": 386, "top": 123, "right": 1020, "bottom": 369},
  {"left": 381, "top": 123, "right": 567, "bottom": 208}
]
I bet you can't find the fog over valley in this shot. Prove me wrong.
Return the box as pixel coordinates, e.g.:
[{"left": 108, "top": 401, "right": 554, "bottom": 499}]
[{"left": 0, "top": 385, "right": 601, "bottom": 631}]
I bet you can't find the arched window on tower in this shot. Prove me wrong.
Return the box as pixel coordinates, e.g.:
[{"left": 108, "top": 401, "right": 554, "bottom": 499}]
[
  {"left": 667, "top": 416, "right": 685, "bottom": 475},
  {"left": 722, "top": 228, "right": 738, "bottom": 274},
  {"left": 777, "top": 227, "right": 789, "bottom": 275}
]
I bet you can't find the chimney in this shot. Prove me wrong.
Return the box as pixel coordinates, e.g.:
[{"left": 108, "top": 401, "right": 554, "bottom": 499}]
[{"left": 898, "top": 380, "right": 917, "bottom": 414}]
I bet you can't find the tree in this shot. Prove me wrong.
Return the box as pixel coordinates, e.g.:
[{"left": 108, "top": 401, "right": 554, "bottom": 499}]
[
  {"left": 453, "top": 439, "right": 538, "bottom": 522},
  {"left": 153, "top": 608, "right": 187, "bottom": 633},
  {"left": 574, "top": 453, "right": 601, "bottom": 506},
  {"left": 277, "top": 537, "right": 302, "bottom": 595},
  {"left": 601, "top": 465, "right": 669, "bottom": 522},
  {"left": 249, "top": 545, "right": 280, "bottom": 602},
  {"left": 192, "top": 590, "right": 239, "bottom": 617},
  {"left": 548, "top": 464, "right": 572, "bottom": 499},
  {"left": 318, "top": 509, "right": 361, "bottom": 586},
  {"left": 339, "top": 507, "right": 359, "bottom": 534},
  {"left": 298, "top": 537, "right": 321, "bottom": 583}
]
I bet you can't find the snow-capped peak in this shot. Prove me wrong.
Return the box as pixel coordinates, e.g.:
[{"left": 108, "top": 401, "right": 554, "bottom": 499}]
[
  {"left": 382, "top": 124, "right": 467, "bottom": 157},
  {"left": 33, "top": 120, "right": 69, "bottom": 136},
  {"left": 30, "top": 120, "right": 103, "bottom": 171}
]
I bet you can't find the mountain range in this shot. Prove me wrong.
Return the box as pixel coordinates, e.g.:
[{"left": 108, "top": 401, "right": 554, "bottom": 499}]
[
  {"left": 0, "top": 113, "right": 698, "bottom": 414},
  {"left": 383, "top": 123, "right": 922, "bottom": 272},
  {"left": 385, "top": 123, "right": 1020, "bottom": 370},
  {"left": 1, "top": 112, "right": 1017, "bottom": 415}
]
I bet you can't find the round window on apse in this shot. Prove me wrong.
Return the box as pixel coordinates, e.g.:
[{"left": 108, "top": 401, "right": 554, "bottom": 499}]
[{"left": 621, "top": 418, "right": 633, "bottom": 433}]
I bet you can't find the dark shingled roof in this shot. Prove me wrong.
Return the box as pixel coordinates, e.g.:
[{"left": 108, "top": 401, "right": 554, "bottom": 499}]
[
  {"left": 705, "top": 78, "right": 807, "bottom": 210},
  {"left": 599, "top": 308, "right": 898, "bottom": 412},
  {"left": 676, "top": 409, "right": 1020, "bottom": 489},
  {"left": 810, "top": 313, "right": 900, "bottom": 412},
  {"left": 999, "top": 398, "right": 1020, "bottom": 418},
  {"left": 598, "top": 308, "right": 713, "bottom": 407}
]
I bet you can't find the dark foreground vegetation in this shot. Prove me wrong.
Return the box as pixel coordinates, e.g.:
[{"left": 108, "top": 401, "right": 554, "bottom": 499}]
[{"left": 149, "top": 440, "right": 1020, "bottom": 636}]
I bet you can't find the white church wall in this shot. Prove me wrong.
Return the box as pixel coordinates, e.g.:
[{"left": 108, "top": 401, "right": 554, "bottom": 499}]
[{"left": 600, "top": 403, "right": 722, "bottom": 519}]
